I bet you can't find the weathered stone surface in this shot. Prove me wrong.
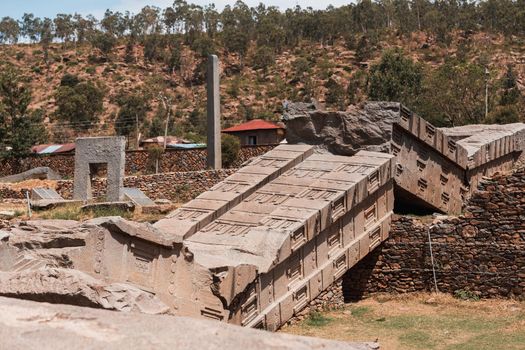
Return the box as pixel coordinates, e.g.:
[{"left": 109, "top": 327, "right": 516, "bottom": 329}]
[
  {"left": 207, "top": 54, "right": 222, "bottom": 170},
  {"left": 282, "top": 101, "right": 400, "bottom": 155},
  {"left": 73, "top": 137, "right": 126, "bottom": 202},
  {"left": 284, "top": 101, "right": 525, "bottom": 214},
  {"left": 0, "top": 268, "right": 170, "bottom": 314},
  {"left": 282, "top": 99, "right": 322, "bottom": 115},
  {"left": 154, "top": 144, "right": 315, "bottom": 241},
  {"left": 0, "top": 296, "right": 377, "bottom": 350},
  {"left": 0, "top": 166, "right": 62, "bottom": 183},
  {"left": 0, "top": 145, "right": 395, "bottom": 334},
  {"left": 1, "top": 220, "right": 87, "bottom": 250}
]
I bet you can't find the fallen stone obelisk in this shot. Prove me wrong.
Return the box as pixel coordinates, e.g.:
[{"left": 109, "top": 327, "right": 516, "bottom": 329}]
[
  {"left": 0, "top": 144, "right": 395, "bottom": 332},
  {"left": 0, "top": 296, "right": 378, "bottom": 350}
]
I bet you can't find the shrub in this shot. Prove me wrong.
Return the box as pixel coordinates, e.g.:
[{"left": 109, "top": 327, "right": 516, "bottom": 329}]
[
  {"left": 221, "top": 134, "right": 240, "bottom": 168},
  {"left": 454, "top": 289, "right": 480, "bottom": 301}
]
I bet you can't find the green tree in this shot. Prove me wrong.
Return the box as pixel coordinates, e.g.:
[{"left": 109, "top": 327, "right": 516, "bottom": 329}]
[
  {"left": 54, "top": 14, "right": 74, "bottom": 45},
  {"left": 419, "top": 59, "right": 488, "bottom": 126},
  {"left": 0, "top": 67, "right": 47, "bottom": 156},
  {"left": 144, "top": 114, "right": 165, "bottom": 138},
  {"left": 354, "top": 35, "right": 372, "bottom": 62},
  {"left": 347, "top": 69, "right": 368, "bottom": 105},
  {"left": 367, "top": 49, "right": 423, "bottom": 108},
  {"left": 166, "top": 44, "right": 182, "bottom": 73},
  {"left": 143, "top": 33, "right": 166, "bottom": 62},
  {"left": 54, "top": 75, "right": 104, "bottom": 130},
  {"left": 325, "top": 78, "right": 346, "bottom": 110},
  {"left": 489, "top": 65, "right": 522, "bottom": 124},
  {"left": 251, "top": 45, "right": 275, "bottom": 73},
  {"left": 21, "top": 13, "right": 41, "bottom": 43},
  {"left": 499, "top": 65, "right": 521, "bottom": 106},
  {"left": 124, "top": 34, "right": 136, "bottom": 64},
  {"left": 0, "top": 17, "right": 20, "bottom": 44},
  {"left": 222, "top": 28, "right": 249, "bottom": 63},
  {"left": 90, "top": 31, "right": 117, "bottom": 60},
  {"left": 115, "top": 92, "right": 151, "bottom": 137}
]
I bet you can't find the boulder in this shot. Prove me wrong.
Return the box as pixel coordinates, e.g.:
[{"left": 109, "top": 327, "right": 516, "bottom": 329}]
[
  {"left": 0, "top": 268, "right": 169, "bottom": 314},
  {"left": 282, "top": 101, "right": 400, "bottom": 156}
]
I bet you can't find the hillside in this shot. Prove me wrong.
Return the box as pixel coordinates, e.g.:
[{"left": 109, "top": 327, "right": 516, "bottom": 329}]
[{"left": 1, "top": 29, "right": 525, "bottom": 144}]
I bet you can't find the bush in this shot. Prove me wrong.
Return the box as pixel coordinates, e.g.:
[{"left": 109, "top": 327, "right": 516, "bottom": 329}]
[
  {"left": 221, "top": 134, "right": 240, "bottom": 168},
  {"left": 60, "top": 73, "right": 80, "bottom": 87},
  {"left": 251, "top": 46, "right": 275, "bottom": 73},
  {"left": 147, "top": 146, "right": 164, "bottom": 173},
  {"left": 454, "top": 289, "right": 480, "bottom": 301}
]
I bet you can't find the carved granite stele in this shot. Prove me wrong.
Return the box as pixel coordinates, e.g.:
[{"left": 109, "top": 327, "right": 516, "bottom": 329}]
[{"left": 0, "top": 144, "right": 395, "bottom": 331}]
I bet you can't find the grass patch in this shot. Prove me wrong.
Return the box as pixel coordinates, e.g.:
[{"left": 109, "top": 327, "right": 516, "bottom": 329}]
[
  {"left": 350, "top": 305, "right": 371, "bottom": 318},
  {"left": 446, "top": 332, "right": 525, "bottom": 350},
  {"left": 282, "top": 293, "right": 525, "bottom": 350},
  {"left": 40, "top": 204, "right": 82, "bottom": 220},
  {"left": 399, "top": 330, "right": 436, "bottom": 349},
  {"left": 454, "top": 289, "right": 480, "bottom": 301},
  {"left": 305, "top": 312, "right": 333, "bottom": 327},
  {"left": 86, "top": 206, "right": 132, "bottom": 219},
  {"left": 38, "top": 204, "right": 132, "bottom": 221}
]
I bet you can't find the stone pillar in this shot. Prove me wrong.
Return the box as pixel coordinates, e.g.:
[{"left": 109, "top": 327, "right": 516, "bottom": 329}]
[
  {"left": 207, "top": 54, "right": 222, "bottom": 169},
  {"left": 73, "top": 137, "right": 126, "bottom": 202}
]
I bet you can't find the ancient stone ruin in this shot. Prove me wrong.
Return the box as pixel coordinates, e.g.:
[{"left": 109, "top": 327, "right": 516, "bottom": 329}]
[
  {"left": 73, "top": 136, "right": 126, "bottom": 202},
  {"left": 0, "top": 144, "right": 394, "bottom": 331},
  {"left": 0, "top": 167, "right": 62, "bottom": 183},
  {"left": 283, "top": 101, "right": 525, "bottom": 214},
  {"left": 391, "top": 106, "right": 525, "bottom": 213},
  {"left": 1, "top": 101, "right": 525, "bottom": 340}
]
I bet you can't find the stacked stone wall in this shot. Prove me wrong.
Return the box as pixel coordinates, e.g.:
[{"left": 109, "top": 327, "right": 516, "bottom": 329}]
[
  {"left": 0, "top": 145, "right": 275, "bottom": 178},
  {"left": 58, "top": 169, "right": 236, "bottom": 203},
  {"left": 344, "top": 169, "right": 525, "bottom": 300},
  {"left": 0, "top": 170, "right": 236, "bottom": 203}
]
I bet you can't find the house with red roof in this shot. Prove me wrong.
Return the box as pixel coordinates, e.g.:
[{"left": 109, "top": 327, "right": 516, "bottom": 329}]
[{"left": 222, "top": 119, "right": 285, "bottom": 146}]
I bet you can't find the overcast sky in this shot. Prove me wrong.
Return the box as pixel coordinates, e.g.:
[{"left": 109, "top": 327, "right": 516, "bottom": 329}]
[{"left": 3, "top": 0, "right": 352, "bottom": 19}]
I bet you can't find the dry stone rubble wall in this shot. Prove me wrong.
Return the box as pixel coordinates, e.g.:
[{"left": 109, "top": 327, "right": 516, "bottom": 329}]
[
  {"left": 0, "top": 145, "right": 274, "bottom": 178},
  {"left": 343, "top": 168, "right": 525, "bottom": 300}
]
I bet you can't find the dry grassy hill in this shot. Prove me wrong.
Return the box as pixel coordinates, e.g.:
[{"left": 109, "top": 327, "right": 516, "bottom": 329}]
[{"left": 2, "top": 30, "right": 525, "bottom": 143}]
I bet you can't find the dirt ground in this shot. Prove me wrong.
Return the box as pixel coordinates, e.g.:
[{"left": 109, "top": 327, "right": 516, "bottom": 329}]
[{"left": 280, "top": 293, "right": 525, "bottom": 350}]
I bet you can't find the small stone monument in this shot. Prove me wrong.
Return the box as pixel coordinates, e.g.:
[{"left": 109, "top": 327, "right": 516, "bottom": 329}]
[{"left": 73, "top": 136, "right": 126, "bottom": 202}]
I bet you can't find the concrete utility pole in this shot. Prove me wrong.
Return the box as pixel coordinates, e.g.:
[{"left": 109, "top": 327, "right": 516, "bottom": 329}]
[
  {"left": 485, "top": 67, "right": 490, "bottom": 120},
  {"left": 207, "top": 54, "right": 222, "bottom": 169}
]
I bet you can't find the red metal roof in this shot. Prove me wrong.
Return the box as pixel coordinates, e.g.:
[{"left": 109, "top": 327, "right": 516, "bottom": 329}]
[
  {"left": 31, "top": 143, "right": 75, "bottom": 154},
  {"left": 222, "top": 119, "right": 283, "bottom": 133}
]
